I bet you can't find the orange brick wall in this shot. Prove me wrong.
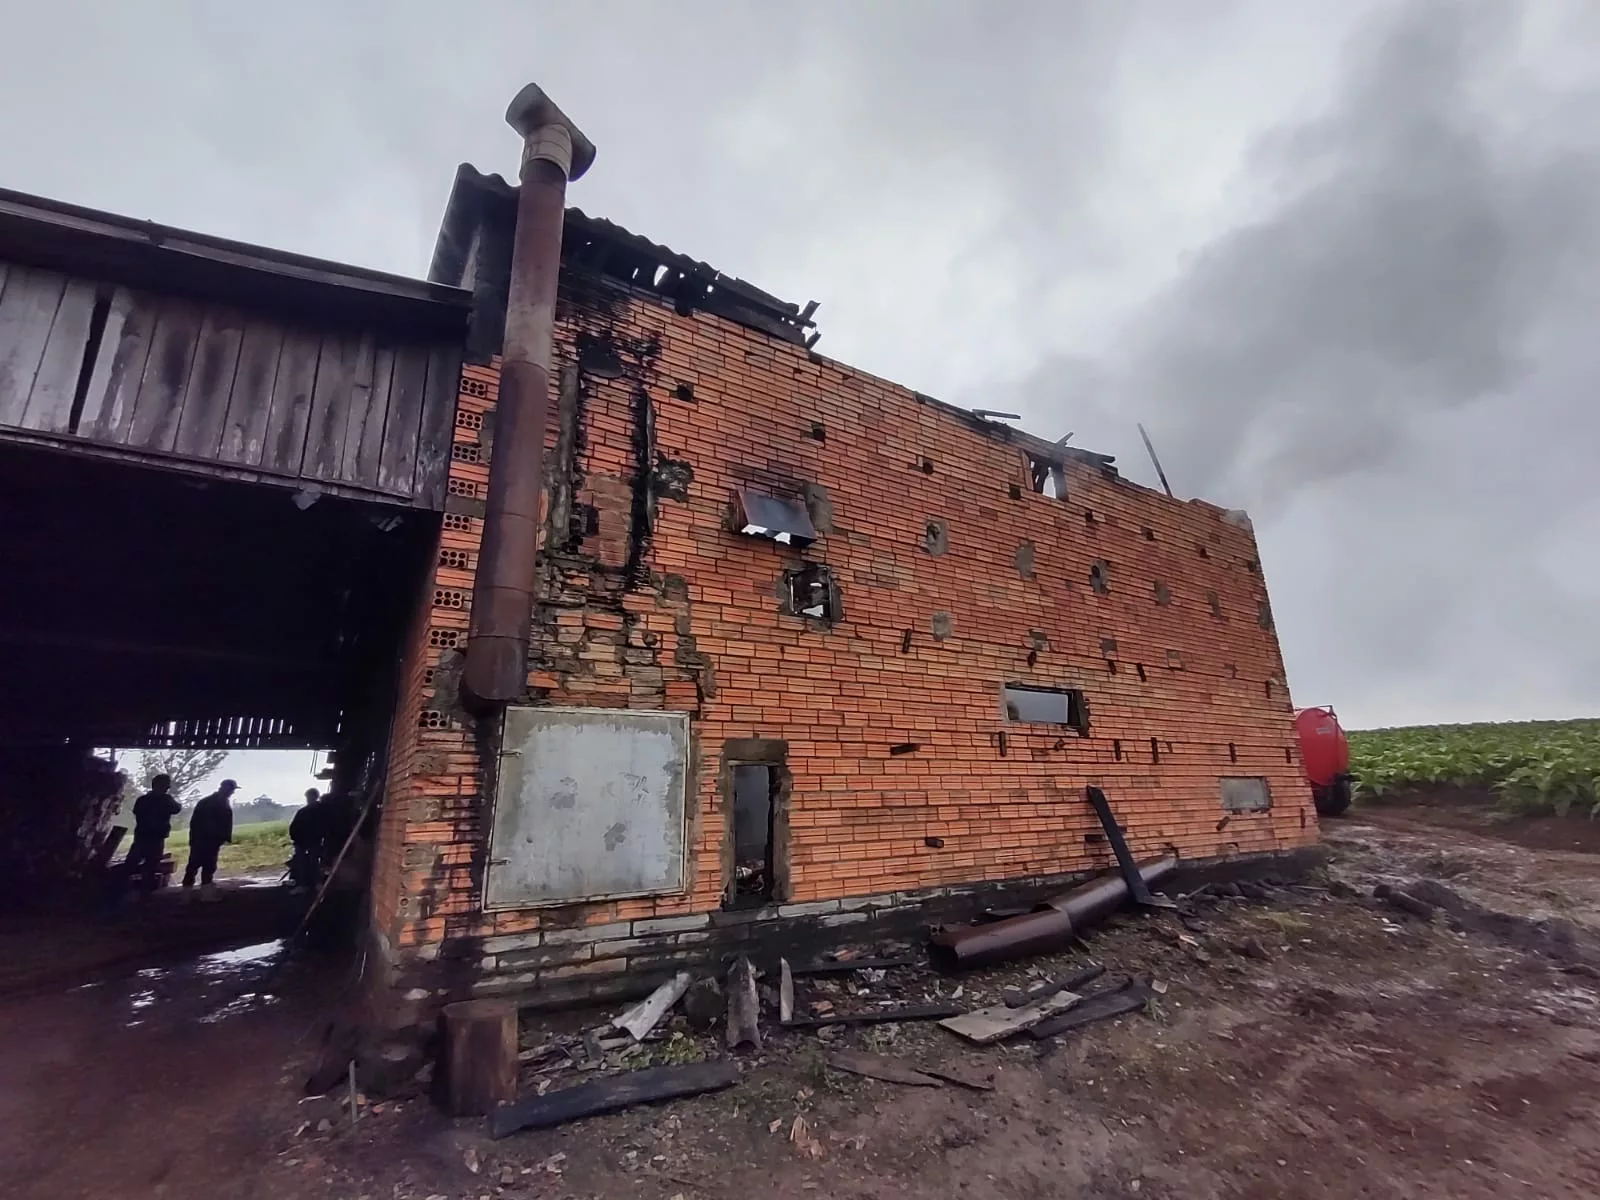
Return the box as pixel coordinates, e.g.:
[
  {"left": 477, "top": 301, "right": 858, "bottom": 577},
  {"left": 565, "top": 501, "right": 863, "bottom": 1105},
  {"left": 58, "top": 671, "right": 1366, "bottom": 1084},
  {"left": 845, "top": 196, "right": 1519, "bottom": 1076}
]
[{"left": 369, "top": 274, "right": 1319, "bottom": 966}]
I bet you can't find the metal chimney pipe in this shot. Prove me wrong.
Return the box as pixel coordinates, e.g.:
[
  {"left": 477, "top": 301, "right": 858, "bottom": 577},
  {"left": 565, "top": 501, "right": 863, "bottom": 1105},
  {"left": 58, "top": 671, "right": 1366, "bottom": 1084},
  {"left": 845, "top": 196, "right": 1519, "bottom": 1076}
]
[{"left": 462, "top": 85, "right": 595, "bottom": 710}]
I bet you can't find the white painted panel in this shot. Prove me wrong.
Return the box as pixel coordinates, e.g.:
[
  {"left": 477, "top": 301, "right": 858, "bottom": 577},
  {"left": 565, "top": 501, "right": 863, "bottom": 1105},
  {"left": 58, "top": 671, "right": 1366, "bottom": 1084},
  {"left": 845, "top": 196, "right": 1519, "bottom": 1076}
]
[{"left": 485, "top": 706, "right": 689, "bottom": 909}]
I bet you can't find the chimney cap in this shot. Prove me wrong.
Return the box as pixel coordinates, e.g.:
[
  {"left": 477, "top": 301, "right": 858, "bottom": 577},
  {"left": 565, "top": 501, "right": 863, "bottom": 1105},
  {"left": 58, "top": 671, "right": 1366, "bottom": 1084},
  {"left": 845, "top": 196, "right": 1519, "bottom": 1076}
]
[{"left": 505, "top": 83, "right": 596, "bottom": 180}]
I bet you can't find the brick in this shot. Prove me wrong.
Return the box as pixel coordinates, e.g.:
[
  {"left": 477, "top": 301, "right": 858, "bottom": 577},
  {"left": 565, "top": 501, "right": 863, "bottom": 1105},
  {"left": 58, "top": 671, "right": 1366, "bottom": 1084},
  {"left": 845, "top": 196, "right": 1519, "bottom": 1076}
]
[
  {"left": 481, "top": 932, "right": 542, "bottom": 955},
  {"left": 631, "top": 913, "right": 712, "bottom": 935},
  {"left": 590, "top": 936, "right": 666, "bottom": 960},
  {"left": 777, "top": 900, "right": 841, "bottom": 918},
  {"left": 542, "top": 921, "right": 632, "bottom": 945},
  {"left": 820, "top": 912, "right": 869, "bottom": 927}
]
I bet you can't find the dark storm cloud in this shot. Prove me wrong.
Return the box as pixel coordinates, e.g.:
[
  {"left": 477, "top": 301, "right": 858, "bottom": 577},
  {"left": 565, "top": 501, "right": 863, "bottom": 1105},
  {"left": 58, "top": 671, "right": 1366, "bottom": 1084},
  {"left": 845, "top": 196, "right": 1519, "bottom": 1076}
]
[
  {"left": 1161, "top": 1, "right": 1600, "bottom": 501},
  {"left": 998, "top": 0, "right": 1600, "bottom": 507}
]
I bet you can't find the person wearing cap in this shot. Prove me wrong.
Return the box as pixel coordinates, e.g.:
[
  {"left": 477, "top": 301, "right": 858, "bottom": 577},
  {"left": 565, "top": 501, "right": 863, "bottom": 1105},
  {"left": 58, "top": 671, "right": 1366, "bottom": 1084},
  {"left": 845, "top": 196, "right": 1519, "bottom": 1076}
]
[{"left": 183, "top": 778, "right": 238, "bottom": 896}]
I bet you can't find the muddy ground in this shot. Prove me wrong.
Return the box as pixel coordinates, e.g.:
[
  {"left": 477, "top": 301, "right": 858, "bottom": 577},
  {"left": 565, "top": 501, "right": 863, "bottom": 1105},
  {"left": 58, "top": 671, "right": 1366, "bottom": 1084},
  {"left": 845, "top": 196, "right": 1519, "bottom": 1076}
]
[{"left": 5, "top": 796, "right": 1600, "bottom": 1200}]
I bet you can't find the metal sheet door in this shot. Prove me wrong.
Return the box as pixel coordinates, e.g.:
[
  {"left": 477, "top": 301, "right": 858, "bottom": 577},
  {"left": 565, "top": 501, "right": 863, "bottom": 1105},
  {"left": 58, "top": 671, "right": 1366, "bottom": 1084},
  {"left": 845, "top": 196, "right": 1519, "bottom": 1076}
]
[{"left": 484, "top": 705, "right": 690, "bottom": 909}]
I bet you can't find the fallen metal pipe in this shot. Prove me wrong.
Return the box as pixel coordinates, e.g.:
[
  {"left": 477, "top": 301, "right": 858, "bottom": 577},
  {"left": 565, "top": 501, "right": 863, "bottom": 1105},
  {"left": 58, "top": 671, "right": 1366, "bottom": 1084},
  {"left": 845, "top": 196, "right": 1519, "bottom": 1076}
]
[{"left": 928, "top": 854, "right": 1178, "bottom": 971}]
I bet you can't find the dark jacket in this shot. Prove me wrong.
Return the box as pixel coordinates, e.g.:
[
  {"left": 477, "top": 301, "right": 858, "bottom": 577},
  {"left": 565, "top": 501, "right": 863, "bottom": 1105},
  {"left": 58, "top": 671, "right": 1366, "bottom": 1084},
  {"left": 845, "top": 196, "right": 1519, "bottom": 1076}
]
[
  {"left": 289, "top": 803, "right": 321, "bottom": 850},
  {"left": 189, "top": 792, "right": 234, "bottom": 846},
  {"left": 132, "top": 791, "right": 182, "bottom": 839}
]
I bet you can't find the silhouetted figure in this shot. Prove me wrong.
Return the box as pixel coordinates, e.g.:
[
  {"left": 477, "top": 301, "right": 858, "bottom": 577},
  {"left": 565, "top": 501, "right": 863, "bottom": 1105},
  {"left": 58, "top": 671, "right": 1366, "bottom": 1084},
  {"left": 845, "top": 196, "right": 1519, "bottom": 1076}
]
[
  {"left": 183, "top": 779, "right": 237, "bottom": 895},
  {"left": 123, "top": 773, "right": 180, "bottom": 889},
  {"left": 288, "top": 787, "right": 323, "bottom": 889},
  {"left": 317, "top": 790, "right": 357, "bottom": 866}
]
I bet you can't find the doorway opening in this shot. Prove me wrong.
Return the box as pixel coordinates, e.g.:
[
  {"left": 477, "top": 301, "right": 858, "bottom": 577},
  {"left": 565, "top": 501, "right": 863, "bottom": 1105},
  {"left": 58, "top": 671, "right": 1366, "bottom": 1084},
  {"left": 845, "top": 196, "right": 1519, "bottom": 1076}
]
[{"left": 722, "top": 740, "right": 791, "bottom": 910}]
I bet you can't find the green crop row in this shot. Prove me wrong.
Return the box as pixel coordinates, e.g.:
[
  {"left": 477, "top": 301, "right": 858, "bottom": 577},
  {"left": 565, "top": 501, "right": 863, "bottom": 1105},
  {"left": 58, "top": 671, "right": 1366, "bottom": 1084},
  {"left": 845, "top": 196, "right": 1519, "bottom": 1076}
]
[{"left": 1348, "top": 719, "right": 1600, "bottom": 817}]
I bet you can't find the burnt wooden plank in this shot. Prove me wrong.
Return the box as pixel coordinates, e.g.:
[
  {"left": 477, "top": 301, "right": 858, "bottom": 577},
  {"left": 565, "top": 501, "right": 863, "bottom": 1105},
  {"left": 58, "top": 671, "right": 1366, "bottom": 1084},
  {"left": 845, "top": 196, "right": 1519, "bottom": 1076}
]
[
  {"left": 20, "top": 279, "right": 99, "bottom": 432},
  {"left": 342, "top": 342, "right": 394, "bottom": 487},
  {"left": 781, "top": 1003, "right": 963, "bottom": 1029},
  {"left": 825, "top": 1050, "right": 943, "bottom": 1087},
  {"left": 217, "top": 322, "right": 284, "bottom": 465},
  {"left": 414, "top": 342, "right": 463, "bottom": 506},
  {"left": 78, "top": 287, "right": 158, "bottom": 442},
  {"left": 260, "top": 328, "right": 321, "bottom": 475},
  {"left": 0, "top": 267, "right": 68, "bottom": 427},
  {"left": 172, "top": 307, "right": 246, "bottom": 459},
  {"left": 303, "top": 332, "right": 367, "bottom": 482},
  {"left": 1028, "top": 986, "right": 1148, "bottom": 1041},
  {"left": 489, "top": 1061, "right": 740, "bottom": 1139},
  {"left": 128, "top": 299, "right": 205, "bottom": 452},
  {"left": 375, "top": 343, "right": 429, "bottom": 494}
]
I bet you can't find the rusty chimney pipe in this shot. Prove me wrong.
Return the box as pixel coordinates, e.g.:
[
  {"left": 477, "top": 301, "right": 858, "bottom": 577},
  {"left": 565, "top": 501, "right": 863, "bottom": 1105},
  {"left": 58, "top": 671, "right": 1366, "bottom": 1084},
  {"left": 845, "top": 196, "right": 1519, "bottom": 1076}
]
[{"left": 462, "top": 84, "right": 595, "bottom": 710}]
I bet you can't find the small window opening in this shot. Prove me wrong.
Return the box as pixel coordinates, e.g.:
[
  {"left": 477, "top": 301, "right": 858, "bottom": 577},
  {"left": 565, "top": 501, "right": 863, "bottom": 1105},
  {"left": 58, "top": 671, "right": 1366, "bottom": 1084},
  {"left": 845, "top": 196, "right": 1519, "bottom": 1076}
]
[
  {"left": 1285, "top": 746, "right": 1294, "bottom": 764},
  {"left": 1028, "top": 455, "right": 1068, "bottom": 499},
  {"left": 1106, "top": 659, "right": 1118, "bottom": 674},
  {"left": 1090, "top": 560, "right": 1110, "bottom": 594},
  {"left": 1084, "top": 509, "right": 1097, "bottom": 527},
  {"left": 1229, "top": 742, "right": 1238, "bottom": 763},
  {"left": 1197, "top": 543, "right": 1210, "bottom": 559},
  {"left": 920, "top": 456, "right": 935, "bottom": 474},
  {"left": 784, "top": 563, "right": 841, "bottom": 623},
  {"left": 1008, "top": 483, "right": 1023, "bottom": 501},
  {"left": 1142, "top": 527, "right": 1156, "bottom": 541},
  {"left": 1003, "top": 684, "right": 1089, "bottom": 733},
  {"left": 730, "top": 764, "right": 779, "bottom": 907},
  {"left": 1113, "top": 739, "right": 1123, "bottom": 761},
  {"left": 1264, "top": 679, "right": 1274, "bottom": 698},
  {"left": 1221, "top": 777, "right": 1272, "bottom": 812},
  {"left": 1135, "top": 663, "right": 1147, "bottom": 682},
  {"left": 809, "top": 421, "right": 826, "bottom": 441},
  {"left": 734, "top": 487, "right": 818, "bottom": 547},
  {"left": 1150, "top": 737, "right": 1161, "bottom": 764}
]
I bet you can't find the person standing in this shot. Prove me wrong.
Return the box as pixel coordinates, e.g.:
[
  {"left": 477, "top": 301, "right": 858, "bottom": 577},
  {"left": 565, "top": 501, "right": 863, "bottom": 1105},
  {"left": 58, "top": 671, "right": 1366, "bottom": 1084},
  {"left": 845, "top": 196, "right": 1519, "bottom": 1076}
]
[
  {"left": 124, "top": 773, "right": 181, "bottom": 889},
  {"left": 183, "top": 778, "right": 238, "bottom": 897},
  {"left": 287, "top": 787, "right": 324, "bottom": 889}
]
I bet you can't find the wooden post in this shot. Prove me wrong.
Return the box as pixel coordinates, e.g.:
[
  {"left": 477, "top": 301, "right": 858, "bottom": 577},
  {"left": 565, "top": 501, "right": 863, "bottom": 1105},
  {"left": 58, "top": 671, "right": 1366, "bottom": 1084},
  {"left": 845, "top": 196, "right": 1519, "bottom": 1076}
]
[{"left": 441, "top": 999, "right": 518, "bottom": 1117}]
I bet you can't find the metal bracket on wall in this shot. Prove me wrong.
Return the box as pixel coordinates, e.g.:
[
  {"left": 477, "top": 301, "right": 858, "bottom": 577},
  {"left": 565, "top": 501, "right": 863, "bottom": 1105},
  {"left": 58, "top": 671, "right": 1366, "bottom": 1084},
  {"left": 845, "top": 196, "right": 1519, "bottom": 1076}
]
[{"left": 1084, "top": 785, "right": 1177, "bottom": 910}]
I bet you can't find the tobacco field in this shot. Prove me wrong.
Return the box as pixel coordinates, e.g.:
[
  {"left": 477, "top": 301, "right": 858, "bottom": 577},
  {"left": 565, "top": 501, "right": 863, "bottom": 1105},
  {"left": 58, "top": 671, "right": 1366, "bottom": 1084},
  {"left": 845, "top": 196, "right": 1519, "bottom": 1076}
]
[{"left": 1349, "top": 718, "right": 1600, "bottom": 815}]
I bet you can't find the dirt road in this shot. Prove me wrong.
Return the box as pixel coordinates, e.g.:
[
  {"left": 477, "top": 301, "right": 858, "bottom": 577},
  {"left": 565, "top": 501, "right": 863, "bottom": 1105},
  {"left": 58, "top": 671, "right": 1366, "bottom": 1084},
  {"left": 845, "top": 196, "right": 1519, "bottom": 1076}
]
[{"left": 5, "top": 799, "right": 1599, "bottom": 1199}]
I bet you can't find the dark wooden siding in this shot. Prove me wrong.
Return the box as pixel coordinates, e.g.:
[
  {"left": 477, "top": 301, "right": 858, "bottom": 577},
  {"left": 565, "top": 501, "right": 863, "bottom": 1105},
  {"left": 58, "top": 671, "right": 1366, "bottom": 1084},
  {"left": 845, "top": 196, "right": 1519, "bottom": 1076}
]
[{"left": 0, "top": 261, "right": 461, "bottom": 506}]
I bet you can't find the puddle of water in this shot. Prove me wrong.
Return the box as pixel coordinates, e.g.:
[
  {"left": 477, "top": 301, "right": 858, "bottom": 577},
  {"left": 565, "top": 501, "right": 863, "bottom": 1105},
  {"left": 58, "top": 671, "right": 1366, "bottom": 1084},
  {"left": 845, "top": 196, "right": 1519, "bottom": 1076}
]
[
  {"left": 197, "top": 940, "right": 283, "bottom": 972},
  {"left": 200, "top": 990, "right": 280, "bottom": 1023}
]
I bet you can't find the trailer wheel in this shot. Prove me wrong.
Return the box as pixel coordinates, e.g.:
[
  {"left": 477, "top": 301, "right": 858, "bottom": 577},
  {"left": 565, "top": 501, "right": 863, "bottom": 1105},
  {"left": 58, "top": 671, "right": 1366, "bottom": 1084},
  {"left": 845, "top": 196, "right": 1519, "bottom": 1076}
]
[{"left": 1314, "top": 778, "right": 1353, "bottom": 818}]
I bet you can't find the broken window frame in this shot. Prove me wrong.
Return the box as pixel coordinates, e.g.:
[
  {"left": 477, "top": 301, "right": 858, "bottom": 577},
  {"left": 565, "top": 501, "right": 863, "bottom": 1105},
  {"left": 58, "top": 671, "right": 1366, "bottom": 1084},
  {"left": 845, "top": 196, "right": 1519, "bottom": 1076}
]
[
  {"left": 1026, "top": 454, "right": 1069, "bottom": 501},
  {"left": 1002, "top": 684, "right": 1090, "bottom": 734},
  {"left": 721, "top": 739, "right": 792, "bottom": 910},
  {"left": 781, "top": 562, "right": 842, "bottom": 624},
  {"left": 732, "top": 487, "right": 818, "bottom": 548}
]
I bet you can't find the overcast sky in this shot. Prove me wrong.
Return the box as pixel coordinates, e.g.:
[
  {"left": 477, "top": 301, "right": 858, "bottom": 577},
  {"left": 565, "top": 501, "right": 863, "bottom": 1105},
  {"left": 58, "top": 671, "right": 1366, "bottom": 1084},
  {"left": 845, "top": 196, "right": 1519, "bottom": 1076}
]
[{"left": 4, "top": 0, "right": 1596, "bottom": 775}]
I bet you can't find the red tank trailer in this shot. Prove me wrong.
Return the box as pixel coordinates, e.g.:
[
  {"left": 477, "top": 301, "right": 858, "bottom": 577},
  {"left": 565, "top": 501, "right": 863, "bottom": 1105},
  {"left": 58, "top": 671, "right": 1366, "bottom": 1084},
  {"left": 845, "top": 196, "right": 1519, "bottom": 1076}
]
[{"left": 1295, "top": 705, "right": 1354, "bottom": 817}]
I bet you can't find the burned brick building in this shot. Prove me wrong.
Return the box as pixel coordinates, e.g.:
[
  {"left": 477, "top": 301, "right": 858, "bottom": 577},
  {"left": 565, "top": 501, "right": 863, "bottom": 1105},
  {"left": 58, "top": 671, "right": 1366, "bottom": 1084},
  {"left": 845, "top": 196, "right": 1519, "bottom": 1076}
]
[
  {"left": 362, "top": 88, "right": 1320, "bottom": 1024},
  {"left": 0, "top": 84, "right": 1317, "bottom": 1018}
]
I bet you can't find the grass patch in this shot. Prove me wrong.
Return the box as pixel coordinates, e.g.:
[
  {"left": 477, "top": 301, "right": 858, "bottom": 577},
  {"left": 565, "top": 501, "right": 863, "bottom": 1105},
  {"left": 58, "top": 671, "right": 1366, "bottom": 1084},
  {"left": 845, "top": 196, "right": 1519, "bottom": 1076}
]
[
  {"left": 166, "top": 820, "right": 292, "bottom": 875},
  {"left": 1349, "top": 719, "right": 1600, "bottom": 818}
]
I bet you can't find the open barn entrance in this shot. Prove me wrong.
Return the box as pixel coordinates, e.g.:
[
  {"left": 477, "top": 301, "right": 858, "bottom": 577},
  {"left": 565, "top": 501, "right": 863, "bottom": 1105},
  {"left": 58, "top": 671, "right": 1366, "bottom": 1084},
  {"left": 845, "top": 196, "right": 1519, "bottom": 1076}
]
[{"left": 0, "top": 438, "right": 438, "bottom": 995}]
